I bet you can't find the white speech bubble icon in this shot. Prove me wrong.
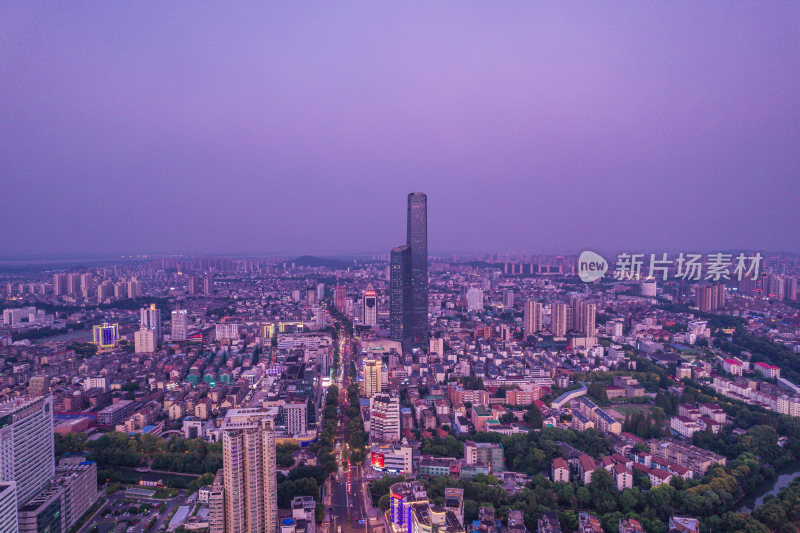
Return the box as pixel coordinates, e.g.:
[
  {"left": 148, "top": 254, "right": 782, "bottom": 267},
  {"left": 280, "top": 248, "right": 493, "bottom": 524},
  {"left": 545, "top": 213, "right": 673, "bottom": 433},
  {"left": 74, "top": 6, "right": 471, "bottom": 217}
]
[{"left": 578, "top": 251, "right": 608, "bottom": 282}]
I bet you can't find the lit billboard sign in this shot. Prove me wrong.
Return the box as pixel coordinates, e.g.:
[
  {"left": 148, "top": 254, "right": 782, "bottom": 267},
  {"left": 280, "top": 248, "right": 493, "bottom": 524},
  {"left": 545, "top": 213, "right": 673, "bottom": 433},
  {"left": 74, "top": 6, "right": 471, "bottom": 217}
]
[{"left": 371, "top": 452, "right": 385, "bottom": 469}]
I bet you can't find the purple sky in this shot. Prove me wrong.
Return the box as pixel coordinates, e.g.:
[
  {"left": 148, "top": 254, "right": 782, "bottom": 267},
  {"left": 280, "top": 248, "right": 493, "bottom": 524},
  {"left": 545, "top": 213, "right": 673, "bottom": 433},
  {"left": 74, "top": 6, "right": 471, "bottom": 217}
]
[{"left": 2, "top": 3, "right": 799, "bottom": 258}]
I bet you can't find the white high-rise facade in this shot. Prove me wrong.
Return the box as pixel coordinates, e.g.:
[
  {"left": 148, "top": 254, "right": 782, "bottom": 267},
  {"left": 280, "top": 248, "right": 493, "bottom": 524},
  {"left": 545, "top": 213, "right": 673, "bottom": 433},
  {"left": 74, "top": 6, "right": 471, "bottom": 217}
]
[
  {"left": 221, "top": 408, "right": 278, "bottom": 533},
  {"left": 283, "top": 400, "right": 307, "bottom": 436},
  {"left": 171, "top": 309, "right": 189, "bottom": 341},
  {"left": 140, "top": 304, "right": 161, "bottom": 340},
  {"left": 0, "top": 395, "right": 55, "bottom": 507},
  {"left": 466, "top": 287, "right": 484, "bottom": 312},
  {"left": 134, "top": 328, "right": 157, "bottom": 353},
  {"left": 523, "top": 300, "right": 542, "bottom": 337},
  {"left": 216, "top": 323, "right": 239, "bottom": 341},
  {"left": 363, "top": 359, "right": 383, "bottom": 398},
  {"left": 369, "top": 394, "right": 400, "bottom": 443},
  {"left": 551, "top": 302, "right": 568, "bottom": 337}
]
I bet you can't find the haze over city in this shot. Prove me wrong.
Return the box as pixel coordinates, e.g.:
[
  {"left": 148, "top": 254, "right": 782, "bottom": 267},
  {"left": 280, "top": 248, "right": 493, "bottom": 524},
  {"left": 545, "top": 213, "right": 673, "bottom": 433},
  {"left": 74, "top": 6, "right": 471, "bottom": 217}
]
[{"left": 2, "top": 2, "right": 799, "bottom": 259}]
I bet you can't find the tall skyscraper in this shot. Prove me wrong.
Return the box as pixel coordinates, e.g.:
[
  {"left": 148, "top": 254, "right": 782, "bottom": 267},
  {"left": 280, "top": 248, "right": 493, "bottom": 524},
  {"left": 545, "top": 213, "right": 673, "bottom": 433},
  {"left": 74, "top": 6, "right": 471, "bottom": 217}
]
[
  {"left": 406, "top": 192, "right": 429, "bottom": 349},
  {"left": 171, "top": 309, "right": 189, "bottom": 341},
  {"left": 551, "top": 303, "right": 568, "bottom": 337},
  {"left": 0, "top": 395, "right": 56, "bottom": 507},
  {"left": 389, "top": 245, "right": 411, "bottom": 346},
  {"left": 140, "top": 304, "right": 162, "bottom": 340},
  {"left": 363, "top": 284, "right": 378, "bottom": 327},
  {"left": 220, "top": 408, "right": 278, "bottom": 533},
  {"left": 363, "top": 358, "right": 382, "bottom": 398},
  {"left": 523, "top": 300, "right": 542, "bottom": 337}
]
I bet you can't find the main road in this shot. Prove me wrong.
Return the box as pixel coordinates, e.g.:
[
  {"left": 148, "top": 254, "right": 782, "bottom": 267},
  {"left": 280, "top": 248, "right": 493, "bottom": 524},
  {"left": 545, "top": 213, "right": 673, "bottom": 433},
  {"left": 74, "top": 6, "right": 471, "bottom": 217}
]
[{"left": 323, "top": 309, "right": 372, "bottom": 533}]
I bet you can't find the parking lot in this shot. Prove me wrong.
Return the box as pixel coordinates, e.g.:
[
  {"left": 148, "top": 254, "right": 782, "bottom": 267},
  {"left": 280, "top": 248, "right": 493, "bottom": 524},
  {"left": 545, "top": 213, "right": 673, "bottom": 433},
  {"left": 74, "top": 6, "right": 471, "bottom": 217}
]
[{"left": 81, "top": 489, "right": 188, "bottom": 533}]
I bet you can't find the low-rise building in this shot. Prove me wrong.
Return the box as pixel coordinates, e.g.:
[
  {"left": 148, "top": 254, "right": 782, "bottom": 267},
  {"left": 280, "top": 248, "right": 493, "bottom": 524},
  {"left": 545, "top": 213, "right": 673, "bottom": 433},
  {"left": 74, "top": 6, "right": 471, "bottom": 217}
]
[
  {"left": 552, "top": 457, "right": 569, "bottom": 483},
  {"left": 578, "top": 454, "right": 597, "bottom": 484}
]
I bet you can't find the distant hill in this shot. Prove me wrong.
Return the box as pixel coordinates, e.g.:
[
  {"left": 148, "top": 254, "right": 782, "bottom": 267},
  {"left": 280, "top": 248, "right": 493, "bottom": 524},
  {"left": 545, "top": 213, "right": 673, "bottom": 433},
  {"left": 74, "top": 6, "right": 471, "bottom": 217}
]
[{"left": 282, "top": 255, "right": 352, "bottom": 269}]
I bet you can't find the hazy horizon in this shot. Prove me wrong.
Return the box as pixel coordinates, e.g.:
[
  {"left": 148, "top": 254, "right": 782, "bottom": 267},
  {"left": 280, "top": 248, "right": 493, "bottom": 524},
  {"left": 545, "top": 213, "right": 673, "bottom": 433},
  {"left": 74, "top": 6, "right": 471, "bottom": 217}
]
[{"left": 2, "top": 2, "right": 799, "bottom": 258}]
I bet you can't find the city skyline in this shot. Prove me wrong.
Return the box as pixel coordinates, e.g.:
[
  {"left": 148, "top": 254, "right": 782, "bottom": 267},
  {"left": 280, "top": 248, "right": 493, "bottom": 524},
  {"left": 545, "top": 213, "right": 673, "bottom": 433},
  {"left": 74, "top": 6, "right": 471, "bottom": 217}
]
[
  {"left": 2, "top": 3, "right": 799, "bottom": 258},
  {"left": 3, "top": 4, "right": 800, "bottom": 533}
]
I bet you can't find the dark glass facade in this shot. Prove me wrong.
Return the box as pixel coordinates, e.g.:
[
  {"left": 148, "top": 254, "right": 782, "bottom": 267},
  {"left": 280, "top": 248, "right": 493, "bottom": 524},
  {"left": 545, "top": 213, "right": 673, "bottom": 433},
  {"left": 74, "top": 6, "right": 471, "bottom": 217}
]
[
  {"left": 389, "top": 245, "right": 411, "bottom": 346},
  {"left": 406, "top": 192, "right": 429, "bottom": 348}
]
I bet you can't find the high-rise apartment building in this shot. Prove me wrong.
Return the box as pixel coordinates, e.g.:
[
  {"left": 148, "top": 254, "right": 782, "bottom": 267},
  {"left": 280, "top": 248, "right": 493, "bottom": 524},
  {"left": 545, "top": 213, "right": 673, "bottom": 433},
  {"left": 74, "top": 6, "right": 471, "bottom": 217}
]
[
  {"left": 220, "top": 408, "right": 277, "bottom": 533},
  {"left": 134, "top": 328, "right": 157, "bottom": 353},
  {"left": 283, "top": 399, "right": 307, "bottom": 436},
  {"left": 204, "top": 274, "right": 214, "bottom": 296},
  {"left": 208, "top": 471, "right": 225, "bottom": 533},
  {"left": 80, "top": 273, "right": 94, "bottom": 298},
  {"left": 188, "top": 275, "right": 200, "bottom": 296},
  {"left": 113, "top": 281, "right": 128, "bottom": 299},
  {"left": 406, "top": 193, "right": 428, "bottom": 349},
  {"left": 584, "top": 303, "right": 597, "bottom": 336},
  {"left": 171, "top": 309, "right": 189, "bottom": 341},
  {"left": 140, "top": 304, "right": 162, "bottom": 340},
  {"left": 551, "top": 303, "right": 568, "bottom": 337},
  {"left": 390, "top": 245, "right": 412, "bottom": 346},
  {"left": 67, "top": 273, "right": 81, "bottom": 296},
  {"left": 523, "top": 301, "right": 542, "bottom": 337},
  {"left": 0, "top": 395, "right": 56, "bottom": 507},
  {"left": 126, "top": 278, "right": 142, "bottom": 299},
  {"left": 569, "top": 299, "right": 597, "bottom": 336},
  {"left": 466, "top": 287, "right": 484, "bottom": 312},
  {"left": 363, "top": 284, "right": 378, "bottom": 327},
  {"left": 96, "top": 280, "right": 114, "bottom": 301},
  {"left": 334, "top": 285, "right": 346, "bottom": 312},
  {"left": 370, "top": 394, "right": 400, "bottom": 443},
  {"left": 53, "top": 274, "right": 68, "bottom": 296},
  {"left": 502, "top": 290, "right": 514, "bottom": 309},
  {"left": 696, "top": 284, "right": 726, "bottom": 312},
  {"left": 363, "top": 359, "right": 383, "bottom": 398}
]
